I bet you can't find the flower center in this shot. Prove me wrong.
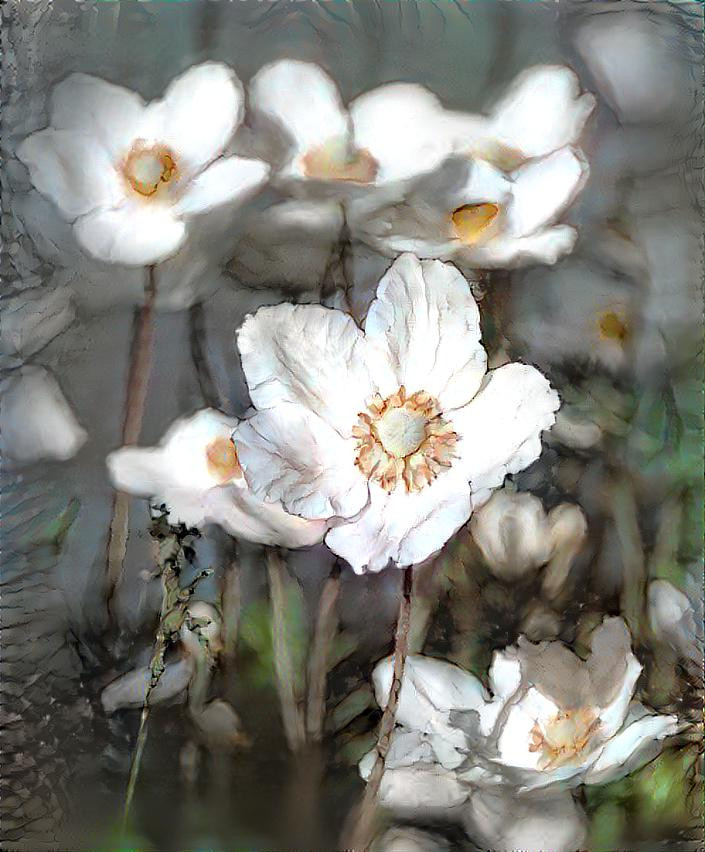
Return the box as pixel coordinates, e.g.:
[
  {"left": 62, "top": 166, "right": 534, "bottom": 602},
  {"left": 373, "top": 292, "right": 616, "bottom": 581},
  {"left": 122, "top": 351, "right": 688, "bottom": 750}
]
[
  {"left": 528, "top": 707, "right": 600, "bottom": 769},
  {"left": 205, "top": 436, "right": 242, "bottom": 485},
  {"left": 452, "top": 203, "right": 500, "bottom": 245},
  {"left": 124, "top": 143, "right": 177, "bottom": 197},
  {"left": 301, "top": 136, "right": 378, "bottom": 184},
  {"left": 597, "top": 310, "right": 629, "bottom": 344},
  {"left": 353, "top": 386, "right": 458, "bottom": 493}
]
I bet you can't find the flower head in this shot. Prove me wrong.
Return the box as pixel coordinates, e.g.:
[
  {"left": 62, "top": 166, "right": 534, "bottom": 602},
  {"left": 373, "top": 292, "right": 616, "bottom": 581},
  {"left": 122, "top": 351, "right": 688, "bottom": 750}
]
[
  {"left": 106, "top": 409, "right": 326, "bottom": 549},
  {"left": 17, "top": 63, "right": 270, "bottom": 266},
  {"left": 233, "top": 253, "right": 559, "bottom": 572}
]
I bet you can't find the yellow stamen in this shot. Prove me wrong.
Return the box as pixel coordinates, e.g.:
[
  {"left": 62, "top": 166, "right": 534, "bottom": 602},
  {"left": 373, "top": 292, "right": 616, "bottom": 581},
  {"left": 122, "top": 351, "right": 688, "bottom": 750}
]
[
  {"left": 302, "top": 137, "right": 378, "bottom": 184},
  {"left": 597, "top": 310, "right": 629, "bottom": 344},
  {"left": 452, "top": 203, "right": 500, "bottom": 245},
  {"left": 124, "top": 143, "right": 177, "bottom": 197},
  {"left": 205, "top": 436, "right": 242, "bottom": 485}
]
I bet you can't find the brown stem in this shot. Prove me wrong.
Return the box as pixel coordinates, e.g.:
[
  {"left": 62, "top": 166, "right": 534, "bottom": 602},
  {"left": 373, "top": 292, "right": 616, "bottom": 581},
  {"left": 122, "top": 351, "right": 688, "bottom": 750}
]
[
  {"left": 106, "top": 266, "right": 157, "bottom": 606},
  {"left": 221, "top": 552, "right": 242, "bottom": 664},
  {"left": 306, "top": 563, "right": 341, "bottom": 741},
  {"left": 344, "top": 567, "right": 413, "bottom": 852}
]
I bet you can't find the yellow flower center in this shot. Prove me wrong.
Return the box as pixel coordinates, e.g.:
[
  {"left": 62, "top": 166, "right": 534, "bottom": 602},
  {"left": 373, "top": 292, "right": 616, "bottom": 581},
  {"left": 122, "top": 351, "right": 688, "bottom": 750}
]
[
  {"left": 597, "top": 310, "right": 629, "bottom": 344},
  {"left": 528, "top": 707, "right": 601, "bottom": 769},
  {"left": 452, "top": 203, "right": 500, "bottom": 245},
  {"left": 302, "top": 136, "right": 378, "bottom": 184},
  {"left": 124, "top": 143, "right": 177, "bottom": 197},
  {"left": 353, "top": 386, "right": 458, "bottom": 493},
  {"left": 205, "top": 436, "right": 242, "bottom": 485}
]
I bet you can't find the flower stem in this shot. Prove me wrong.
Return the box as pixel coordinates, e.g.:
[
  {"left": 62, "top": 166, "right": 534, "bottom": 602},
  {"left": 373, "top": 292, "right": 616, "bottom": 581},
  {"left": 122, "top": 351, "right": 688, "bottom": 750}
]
[
  {"left": 344, "top": 567, "right": 413, "bottom": 852},
  {"left": 106, "top": 266, "right": 157, "bottom": 608},
  {"left": 306, "top": 562, "right": 341, "bottom": 741}
]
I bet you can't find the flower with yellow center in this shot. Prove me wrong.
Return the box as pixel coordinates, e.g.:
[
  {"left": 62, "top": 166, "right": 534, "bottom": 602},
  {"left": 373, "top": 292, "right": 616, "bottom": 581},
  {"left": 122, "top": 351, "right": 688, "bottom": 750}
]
[
  {"left": 107, "top": 409, "right": 325, "bottom": 549},
  {"left": 233, "top": 253, "right": 559, "bottom": 573},
  {"left": 17, "top": 63, "right": 270, "bottom": 266}
]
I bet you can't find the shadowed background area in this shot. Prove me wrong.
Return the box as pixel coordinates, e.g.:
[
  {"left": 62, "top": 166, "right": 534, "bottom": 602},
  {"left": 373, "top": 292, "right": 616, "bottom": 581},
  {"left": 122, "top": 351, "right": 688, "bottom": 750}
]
[{"left": 1, "top": 1, "right": 702, "bottom": 850}]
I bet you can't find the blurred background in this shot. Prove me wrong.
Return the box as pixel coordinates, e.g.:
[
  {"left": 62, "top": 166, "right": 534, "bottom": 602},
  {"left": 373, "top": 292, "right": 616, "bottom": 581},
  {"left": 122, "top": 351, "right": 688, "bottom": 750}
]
[{"left": 1, "top": 1, "right": 702, "bottom": 849}]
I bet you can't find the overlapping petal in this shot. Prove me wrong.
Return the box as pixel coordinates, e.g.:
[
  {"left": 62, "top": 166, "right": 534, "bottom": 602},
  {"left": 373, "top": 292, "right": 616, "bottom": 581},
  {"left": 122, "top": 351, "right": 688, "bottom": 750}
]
[{"left": 175, "top": 156, "right": 270, "bottom": 216}]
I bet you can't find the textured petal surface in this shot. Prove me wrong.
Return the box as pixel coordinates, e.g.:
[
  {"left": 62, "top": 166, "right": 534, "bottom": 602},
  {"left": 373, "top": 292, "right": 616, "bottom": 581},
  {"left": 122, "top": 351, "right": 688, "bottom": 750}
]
[
  {"left": 452, "top": 363, "right": 559, "bottom": 495},
  {"left": 175, "top": 156, "right": 269, "bottom": 216},
  {"left": 325, "top": 472, "right": 472, "bottom": 573},
  {"left": 73, "top": 201, "right": 186, "bottom": 266},
  {"left": 17, "top": 129, "right": 123, "bottom": 220},
  {"left": 364, "top": 254, "right": 487, "bottom": 410},
  {"left": 233, "top": 404, "right": 368, "bottom": 520},
  {"left": 237, "top": 302, "right": 385, "bottom": 437}
]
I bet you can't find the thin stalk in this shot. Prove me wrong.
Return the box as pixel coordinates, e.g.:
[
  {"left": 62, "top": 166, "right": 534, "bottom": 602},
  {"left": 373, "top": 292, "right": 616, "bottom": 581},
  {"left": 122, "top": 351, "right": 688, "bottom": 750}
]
[
  {"left": 344, "top": 567, "right": 413, "bottom": 852},
  {"left": 107, "top": 266, "right": 158, "bottom": 606},
  {"left": 221, "top": 552, "right": 242, "bottom": 664},
  {"left": 306, "top": 563, "right": 341, "bottom": 741}
]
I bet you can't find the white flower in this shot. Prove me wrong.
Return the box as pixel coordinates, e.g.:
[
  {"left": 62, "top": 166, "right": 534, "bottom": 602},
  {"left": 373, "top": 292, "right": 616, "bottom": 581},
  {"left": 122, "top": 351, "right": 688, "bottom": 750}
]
[
  {"left": 106, "top": 409, "right": 326, "bottom": 549},
  {"left": 249, "top": 60, "right": 465, "bottom": 195},
  {"left": 648, "top": 578, "right": 702, "bottom": 665},
  {"left": 17, "top": 63, "right": 270, "bottom": 266},
  {"left": 349, "top": 65, "right": 594, "bottom": 269},
  {"left": 233, "top": 253, "right": 559, "bottom": 573},
  {"left": 470, "top": 488, "right": 586, "bottom": 587},
  {"left": 2, "top": 365, "right": 87, "bottom": 464},
  {"left": 362, "top": 618, "right": 679, "bottom": 803}
]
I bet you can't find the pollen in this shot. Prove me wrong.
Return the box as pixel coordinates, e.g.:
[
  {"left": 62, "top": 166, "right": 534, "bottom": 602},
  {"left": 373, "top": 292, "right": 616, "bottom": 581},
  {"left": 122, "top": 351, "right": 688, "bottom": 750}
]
[
  {"left": 205, "top": 436, "right": 242, "bottom": 485},
  {"left": 354, "top": 386, "right": 458, "bottom": 494},
  {"left": 597, "top": 310, "right": 629, "bottom": 344},
  {"left": 528, "top": 707, "right": 601, "bottom": 770},
  {"left": 452, "top": 202, "right": 500, "bottom": 245},
  {"left": 302, "top": 137, "right": 378, "bottom": 184},
  {"left": 124, "top": 143, "right": 177, "bottom": 197}
]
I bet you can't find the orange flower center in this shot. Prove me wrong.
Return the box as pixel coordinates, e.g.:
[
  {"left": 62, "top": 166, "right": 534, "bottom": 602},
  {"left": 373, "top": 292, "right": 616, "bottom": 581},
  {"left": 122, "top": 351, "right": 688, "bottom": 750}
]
[
  {"left": 597, "top": 310, "right": 629, "bottom": 345},
  {"left": 353, "top": 386, "right": 457, "bottom": 493},
  {"left": 205, "top": 436, "right": 242, "bottom": 485},
  {"left": 452, "top": 203, "right": 500, "bottom": 245},
  {"left": 301, "top": 137, "right": 378, "bottom": 184},
  {"left": 124, "top": 143, "right": 178, "bottom": 197},
  {"left": 528, "top": 707, "right": 601, "bottom": 769}
]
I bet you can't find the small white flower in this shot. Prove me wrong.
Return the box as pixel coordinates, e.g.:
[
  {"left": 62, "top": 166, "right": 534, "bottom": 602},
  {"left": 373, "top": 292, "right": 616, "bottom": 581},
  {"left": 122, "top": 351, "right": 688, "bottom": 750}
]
[
  {"left": 363, "top": 618, "right": 679, "bottom": 804},
  {"left": 233, "top": 253, "right": 559, "bottom": 573},
  {"left": 648, "top": 578, "right": 702, "bottom": 665},
  {"left": 349, "top": 65, "right": 595, "bottom": 269},
  {"left": 106, "top": 409, "right": 326, "bottom": 549},
  {"left": 17, "top": 63, "right": 270, "bottom": 266}
]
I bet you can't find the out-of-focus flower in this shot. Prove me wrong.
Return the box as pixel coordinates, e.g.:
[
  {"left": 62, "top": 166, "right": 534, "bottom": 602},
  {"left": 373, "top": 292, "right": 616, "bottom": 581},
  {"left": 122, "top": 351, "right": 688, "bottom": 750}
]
[
  {"left": 17, "top": 63, "right": 269, "bottom": 266},
  {"left": 648, "top": 578, "right": 701, "bottom": 665},
  {"left": 249, "top": 59, "right": 466, "bottom": 197},
  {"left": 373, "top": 826, "right": 451, "bottom": 852},
  {"left": 470, "top": 489, "right": 586, "bottom": 582},
  {"left": 362, "top": 618, "right": 679, "bottom": 806},
  {"left": 233, "top": 253, "right": 558, "bottom": 573},
  {"left": 2, "top": 282, "right": 75, "bottom": 360},
  {"left": 2, "top": 365, "right": 87, "bottom": 464},
  {"left": 349, "top": 66, "right": 594, "bottom": 269},
  {"left": 226, "top": 198, "right": 344, "bottom": 293},
  {"left": 107, "top": 409, "right": 326, "bottom": 548}
]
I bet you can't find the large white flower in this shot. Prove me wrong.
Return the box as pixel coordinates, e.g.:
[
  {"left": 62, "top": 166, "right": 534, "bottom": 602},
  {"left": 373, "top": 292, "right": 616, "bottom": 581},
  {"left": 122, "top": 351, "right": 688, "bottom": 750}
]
[
  {"left": 17, "top": 63, "right": 270, "bottom": 266},
  {"left": 349, "top": 65, "right": 595, "bottom": 269},
  {"left": 362, "top": 618, "right": 679, "bottom": 802},
  {"left": 107, "top": 409, "right": 326, "bottom": 549},
  {"left": 233, "top": 253, "right": 559, "bottom": 573}
]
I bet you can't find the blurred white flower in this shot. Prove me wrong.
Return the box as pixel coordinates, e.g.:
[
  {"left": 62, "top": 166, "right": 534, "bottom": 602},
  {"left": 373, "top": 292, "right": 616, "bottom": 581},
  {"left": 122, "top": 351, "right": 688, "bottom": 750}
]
[
  {"left": 107, "top": 409, "right": 326, "bottom": 548},
  {"left": 233, "top": 253, "right": 558, "bottom": 573},
  {"left": 373, "top": 826, "right": 450, "bottom": 852},
  {"left": 362, "top": 618, "right": 679, "bottom": 805},
  {"left": 470, "top": 489, "right": 587, "bottom": 591},
  {"left": 648, "top": 578, "right": 701, "bottom": 665},
  {"left": 17, "top": 63, "right": 269, "bottom": 266},
  {"left": 349, "top": 65, "right": 594, "bottom": 269},
  {"left": 2, "top": 365, "right": 87, "bottom": 464},
  {"left": 2, "top": 281, "right": 75, "bottom": 359}
]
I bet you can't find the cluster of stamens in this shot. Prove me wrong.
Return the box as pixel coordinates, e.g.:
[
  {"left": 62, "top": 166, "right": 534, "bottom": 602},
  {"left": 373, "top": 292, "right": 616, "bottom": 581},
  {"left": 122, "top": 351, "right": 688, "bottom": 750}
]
[
  {"left": 205, "top": 436, "right": 243, "bottom": 485},
  {"left": 123, "top": 142, "right": 178, "bottom": 198},
  {"left": 353, "top": 386, "right": 458, "bottom": 494},
  {"left": 528, "top": 707, "right": 601, "bottom": 769}
]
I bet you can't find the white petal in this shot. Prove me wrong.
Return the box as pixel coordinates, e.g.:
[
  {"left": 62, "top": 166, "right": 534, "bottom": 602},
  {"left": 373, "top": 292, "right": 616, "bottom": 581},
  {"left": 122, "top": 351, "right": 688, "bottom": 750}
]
[
  {"left": 488, "top": 65, "right": 596, "bottom": 159},
  {"left": 325, "top": 472, "right": 472, "bottom": 573},
  {"left": 237, "top": 301, "right": 385, "bottom": 437},
  {"left": 175, "top": 156, "right": 269, "bottom": 216},
  {"left": 202, "top": 485, "right": 327, "bottom": 549},
  {"left": 495, "top": 687, "right": 560, "bottom": 771},
  {"left": 101, "top": 656, "right": 194, "bottom": 714},
  {"left": 583, "top": 714, "right": 679, "bottom": 785},
  {"left": 233, "top": 405, "right": 368, "bottom": 520},
  {"left": 507, "top": 148, "right": 589, "bottom": 238},
  {"left": 73, "top": 201, "right": 186, "bottom": 266},
  {"left": 107, "top": 446, "right": 172, "bottom": 498},
  {"left": 2, "top": 366, "right": 87, "bottom": 464},
  {"left": 148, "top": 62, "right": 244, "bottom": 174},
  {"left": 587, "top": 617, "right": 642, "bottom": 737},
  {"left": 364, "top": 254, "right": 487, "bottom": 410},
  {"left": 16, "top": 129, "right": 123, "bottom": 220},
  {"left": 451, "top": 363, "right": 559, "bottom": 494},
  {"left": 487, "top": 647, "right": 523, "bottom": 704},
  {"left": 374, "top": 764, "right": 468, "bottom": 814},
  {"left": 50, "top": 72, "right": 147, "bottom": 158},
  {"left": 459, "top": 224, "right": 577, "bottom": 269},
  {"left": 250, "top": 60, "right": 349, "bottom": 156},
  {"left": 350, "top": 83, "right": 465, "bottom": 185}
]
